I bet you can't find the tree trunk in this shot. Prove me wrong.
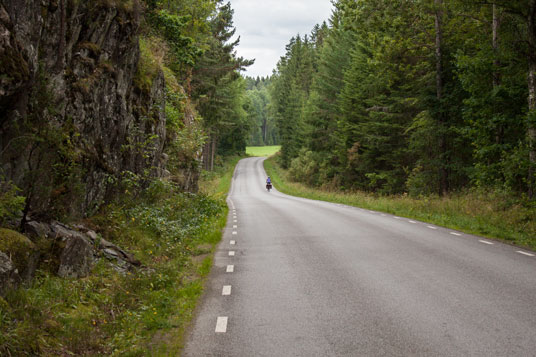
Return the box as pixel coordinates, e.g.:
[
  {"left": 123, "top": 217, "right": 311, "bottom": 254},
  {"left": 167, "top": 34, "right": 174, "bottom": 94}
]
[
  {"left": 528, "top": 1, "right": 536, "bottom": 198},
  {"left": 262, "top": 117, "right": 267, "bottom": 144},
  {"left": 492, "top": 5, "right": 501, "bottom": 88},
  {"left": 203, "top": 140, "right": 211, "bottom": 170},
  {"left": 493, "top": 5, "right": 504, "bottom": 146},
  {"left": 55, "top": 0, "right": 66, "bottom": 72},
  {"left": 210, "top": 136, "right": 217, "bottom": 171},
  {"left": 435, "top": 0, "right": 448, "bottom": 195}
]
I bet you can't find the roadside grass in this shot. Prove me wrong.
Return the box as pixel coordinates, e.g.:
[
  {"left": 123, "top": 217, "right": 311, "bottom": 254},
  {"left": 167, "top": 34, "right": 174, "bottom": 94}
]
[
  {"left": 199, "top": 155, "right": 241, "bottom": 198},
  {"left": 0, "top": 161, "right": 239, "bottom": 355},
  {"left": 264, "top": 156, "right": 536, "bottom": 251},
  {"left": 246, "top": 145, "right": 281, "bottom": 157}
]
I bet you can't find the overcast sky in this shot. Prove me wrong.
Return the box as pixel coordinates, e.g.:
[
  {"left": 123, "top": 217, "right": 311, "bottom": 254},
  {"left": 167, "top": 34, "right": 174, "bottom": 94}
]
[{"left": 228, "top": 0, "right": 334, "bottom": 78}]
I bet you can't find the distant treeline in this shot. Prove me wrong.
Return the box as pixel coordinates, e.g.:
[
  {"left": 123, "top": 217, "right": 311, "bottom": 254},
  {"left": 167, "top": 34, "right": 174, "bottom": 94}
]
[
  {"left": 244, "top": 76, "right": 278, "bottom": 146},
  {"left": 269, "top": 0, "right": 536, "bottom": 197}
]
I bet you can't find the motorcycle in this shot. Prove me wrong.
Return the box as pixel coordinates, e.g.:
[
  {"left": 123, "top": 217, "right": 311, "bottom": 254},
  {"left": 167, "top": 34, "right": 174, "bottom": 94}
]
[{"left": 266, "top": 182, "right": 272, "bottom": 192}]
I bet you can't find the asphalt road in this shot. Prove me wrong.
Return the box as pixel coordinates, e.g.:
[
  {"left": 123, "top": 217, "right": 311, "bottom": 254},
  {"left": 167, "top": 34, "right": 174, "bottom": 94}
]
[{"left": 183, "top": 157, "right": 536, "bottom": 356}]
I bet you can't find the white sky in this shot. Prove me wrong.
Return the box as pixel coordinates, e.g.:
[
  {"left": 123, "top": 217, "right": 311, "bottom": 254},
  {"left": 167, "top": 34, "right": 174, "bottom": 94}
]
[{"left": 228, "top": 0, "right": 334, "bottom": 78}]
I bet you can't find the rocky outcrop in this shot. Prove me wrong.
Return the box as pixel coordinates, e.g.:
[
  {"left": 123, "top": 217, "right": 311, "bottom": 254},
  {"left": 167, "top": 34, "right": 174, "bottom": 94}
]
[
  {"left": 57, "top": 233, "right": 94, "bottom": 278},
  {"left": 0, "top": 0, "right": 167, "bottom": 218},
  {"left": 0, "top": 221, "right": 140, "bottom": 294},
  {"left": 48, "top": 220, "right": 141, "bottom": 274}
]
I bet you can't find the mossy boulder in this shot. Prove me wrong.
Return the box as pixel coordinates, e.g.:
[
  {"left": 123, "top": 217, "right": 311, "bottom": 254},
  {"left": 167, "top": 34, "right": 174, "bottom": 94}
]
[{"left": 0, "top": 228, "right": 39, "bottom": 282}]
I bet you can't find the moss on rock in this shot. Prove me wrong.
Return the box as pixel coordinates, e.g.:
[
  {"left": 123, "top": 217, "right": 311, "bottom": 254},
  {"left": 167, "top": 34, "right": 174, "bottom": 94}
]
[{"left": 0, "top": 229, "right": 36, "bottom": 272}]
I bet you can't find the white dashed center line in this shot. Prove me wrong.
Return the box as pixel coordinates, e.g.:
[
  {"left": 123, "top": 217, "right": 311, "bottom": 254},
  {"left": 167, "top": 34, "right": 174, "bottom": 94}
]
[
  {"left": 427, "top": 226, "right": 437, "bottom": 230},
  {"left": 479, "top": 240, "right": 494, "bottom": 245},
  {"left": 215, "top": 317, "right": 228, "bottom": 333},
  {"left": 450, "top": 232, "right": 462, "bottom": 236},
  {"left": 230, "top": 240, "right": 235, "bottom": 245},
  {"left": 517, "top": 251, "right": 535, "bottom": 257},
  {"left": 233, "top": 220, "right": 237, "bottom": 223},
  {"left": 409, "top": 220, "right": 417, "bottom": 224},
  {"left": 228, "top": 251, "right": 235, "bottom": 256},
  {"left": 222, "top": 285, "right": 232, "bottom": 296},
  {"left": 226, "top": 265, "right": 234, "bottom": 273},
  {"left": 232, "top": 231, "right": 237, "bottom": 235},
  {"left": 394, "top": 217, "right": 402, "bottom": 220},
  {"left": 233, "top": 225, "right": 237, "bottom": 228}
]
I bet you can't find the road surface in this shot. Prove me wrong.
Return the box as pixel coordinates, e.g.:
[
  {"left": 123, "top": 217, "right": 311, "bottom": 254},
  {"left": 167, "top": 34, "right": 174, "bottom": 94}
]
[{"left": 184, "top": 157, "right": 536, "bottom": 356}]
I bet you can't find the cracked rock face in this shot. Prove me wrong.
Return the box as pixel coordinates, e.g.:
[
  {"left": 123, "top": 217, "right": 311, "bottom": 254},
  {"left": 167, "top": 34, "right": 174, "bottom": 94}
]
[{"left": 0, "top": 0, "right": 167, "bottom": 217}]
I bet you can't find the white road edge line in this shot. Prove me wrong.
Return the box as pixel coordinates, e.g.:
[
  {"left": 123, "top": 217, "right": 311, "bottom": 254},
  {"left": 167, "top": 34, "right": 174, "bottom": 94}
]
[
  {"left": 230, "top": 240, "right": 236, "bottom": 245},
  {"left": 233, "top": 225, "right": 237, "bottom": 228},
  {"left": 226, "top": 265, "right": 234, "bottom": 273},
  {"left": 427, "top": 226, "right": 437, "bottom": 230},
  {"left": 394, "top": 217, "right": 402, "bottom": 220},
  {"left": 450, "top": 232, "right": 462, "bottom": 236},
  {"left": 517, "top": 251, "right": 535, "bottom": 257},
  {"left": 233, "top": 220, "right": 237, "bottom": 223},
  {"left": 228, "top": 251, "right": 235, "bottom": 256},
  {"left": 222, "top": 285, "right": 232, "bottom": 296},
  {"left": 479, "top": 240, "right": 494, "bottom": 245},
  {"left": 215, "top": 317, "right": 228, "bottom": 333},
  {"left": 232, "top": 231, "right": 237, "bottom": 235},
  {"left": 409, "top": 220, "right": 417, "bottom": 224}
]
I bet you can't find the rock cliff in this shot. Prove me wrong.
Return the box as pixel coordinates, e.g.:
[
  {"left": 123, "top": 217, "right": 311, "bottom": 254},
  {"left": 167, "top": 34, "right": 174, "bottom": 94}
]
[{"left": 0, "top": 0, "right": 168, "bottom": 218}]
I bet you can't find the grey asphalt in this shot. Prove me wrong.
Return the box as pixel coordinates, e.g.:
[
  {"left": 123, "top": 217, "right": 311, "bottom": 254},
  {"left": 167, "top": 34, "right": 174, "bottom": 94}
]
[{"left": 183, "top": 157, "right": 536, "bottom": 356}]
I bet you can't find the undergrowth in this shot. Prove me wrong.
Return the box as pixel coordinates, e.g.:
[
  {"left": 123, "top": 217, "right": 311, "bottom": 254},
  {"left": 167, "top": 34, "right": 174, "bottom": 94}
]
[
  {"left": 0, "top": 179, "right": 227, "bottom": 355},
  {"left": 265, "top": 155, "right": 536, "bottom": 251}
]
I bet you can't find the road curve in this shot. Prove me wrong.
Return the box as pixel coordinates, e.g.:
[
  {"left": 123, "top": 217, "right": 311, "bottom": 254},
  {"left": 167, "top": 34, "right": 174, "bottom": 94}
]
[{"left": 184, "top": 157, "right": 536, "bottom": 356}]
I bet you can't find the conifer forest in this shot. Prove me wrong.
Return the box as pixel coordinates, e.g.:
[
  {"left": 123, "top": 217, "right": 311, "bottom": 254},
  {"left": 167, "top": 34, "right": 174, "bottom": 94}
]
[{"left": 268, "top": 0, "right": 536, "bottom": 198}]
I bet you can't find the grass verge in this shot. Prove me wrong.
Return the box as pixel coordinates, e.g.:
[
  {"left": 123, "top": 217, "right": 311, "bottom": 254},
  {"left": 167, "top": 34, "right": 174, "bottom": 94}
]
[
  {"left": 265, "top": 155, "right": 536, "bottom": 251},
  {"left": 246, "top": 145, "right": 281, "bottom": 157},
  {"left": 199, "top": 156, "right": 241, "bottom": 197},
  {"left": 0, "top": 156, "right": 241, "bottom": 356}
]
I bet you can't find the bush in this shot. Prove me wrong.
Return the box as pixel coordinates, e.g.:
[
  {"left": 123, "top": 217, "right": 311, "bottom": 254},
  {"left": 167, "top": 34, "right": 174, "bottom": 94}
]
[
  {"left": 288, "top": 149, "right": 323, "bottom": 186},
  {"left": 0, "top": 179, "right": 25, "bottom": 226}
]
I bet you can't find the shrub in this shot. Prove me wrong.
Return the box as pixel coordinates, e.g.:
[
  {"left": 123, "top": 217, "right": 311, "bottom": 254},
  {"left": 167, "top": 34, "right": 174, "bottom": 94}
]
[{"left": 0, "top": 179, "right": 25, "bottom": 226}]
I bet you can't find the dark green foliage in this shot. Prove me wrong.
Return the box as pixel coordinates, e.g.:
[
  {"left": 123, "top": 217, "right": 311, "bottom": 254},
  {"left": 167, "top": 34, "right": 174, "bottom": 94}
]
[
  {"left": 0, "top": 179, "right": 25, "bottom": 226},
  {"left": 270, "top": 35, "right": 316, "bottom": 168},
  {"left": 149, "top": 9, "right": 202, "bottom": 73},
  {"left": 244, "top": 76, "right": 278, "bottom": 146},
  {"left": 187, "top": 2, "right": 254, "bottom": 166},
  {"left": 268, "top": 0, "right": 536, "bottom": 198}
]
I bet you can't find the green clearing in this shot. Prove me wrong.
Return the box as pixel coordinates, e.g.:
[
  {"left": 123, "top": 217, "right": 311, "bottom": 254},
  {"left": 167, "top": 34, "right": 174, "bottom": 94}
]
[
  {"left": 246, "top": 146, "right": 281, "bottom": 157},
  {"left": 264, "top": 156, "right": 536, "bottom": 251},
  {"left": 0, "top": 158, "right": 240, "bottom": 355}
]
